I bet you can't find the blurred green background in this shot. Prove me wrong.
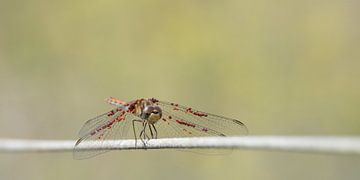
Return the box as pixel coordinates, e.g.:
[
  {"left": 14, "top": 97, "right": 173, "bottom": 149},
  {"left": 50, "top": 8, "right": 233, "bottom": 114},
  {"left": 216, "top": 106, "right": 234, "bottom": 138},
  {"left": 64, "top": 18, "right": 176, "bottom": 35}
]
[{"left": 0, "top": 0, "right": 360, "bottom": 179}]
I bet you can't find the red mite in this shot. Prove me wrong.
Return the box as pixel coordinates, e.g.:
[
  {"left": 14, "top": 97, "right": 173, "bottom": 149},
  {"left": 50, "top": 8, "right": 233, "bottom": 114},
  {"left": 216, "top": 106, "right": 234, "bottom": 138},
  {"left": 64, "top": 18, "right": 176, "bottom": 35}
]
[{"left": 74, "top": 97, "right": 248, "bottom": 159}]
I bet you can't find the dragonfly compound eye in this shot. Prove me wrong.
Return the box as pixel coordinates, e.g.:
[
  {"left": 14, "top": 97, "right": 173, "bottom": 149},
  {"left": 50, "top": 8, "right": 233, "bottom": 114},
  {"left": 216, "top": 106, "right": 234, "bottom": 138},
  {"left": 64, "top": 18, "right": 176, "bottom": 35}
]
[
  {"left": 146, "top": 106, "right": 162, "bottom": 123},
  {"left": 153, "top": 106, "right": 162, "bottom": 116}
]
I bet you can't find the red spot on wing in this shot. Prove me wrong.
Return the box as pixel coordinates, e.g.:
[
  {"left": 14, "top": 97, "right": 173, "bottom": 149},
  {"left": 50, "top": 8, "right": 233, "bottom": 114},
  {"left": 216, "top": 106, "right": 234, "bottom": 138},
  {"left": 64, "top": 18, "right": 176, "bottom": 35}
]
[
  {"left": 92, "top": 113, "right": 126, "bottom": 135},
  {"left": 185, "top": 108, "right": 208, "bottom": 117},
  {"left": 107, "top": 111, "right": 115, "bottom": 117},
  {"left": 185, "top": 107, "right": 208, "bottom": 117},
  {"left": 193, "top": 111, "right": 208, "bottom": 117},
  {"left": 175, "top": 119, "right": 196, "bottom": 128},
  {"left": 150, "top": 98, "right": 159, "bottom": 103},
  {"left": 115, "top": 111, "right": 126, "bottom": 122},
  {"left": 127, "top": 101, "right": 137, "bottom": 113},
  {"left": 107, "top": 108, "right": 123, "bottom": 117}
]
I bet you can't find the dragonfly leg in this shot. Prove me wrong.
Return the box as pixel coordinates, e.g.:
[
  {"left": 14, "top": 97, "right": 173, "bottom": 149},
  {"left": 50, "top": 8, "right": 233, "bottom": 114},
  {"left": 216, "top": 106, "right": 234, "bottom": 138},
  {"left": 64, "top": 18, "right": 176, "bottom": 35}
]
[
  {"left": 151, "top": 124, "right": 157, "bottom": 139},
  {"left": 142, "top": 121, "right": 150, "bottom": 141},
  {"left": 138, "top": 121, "right": 150, "bottom": 149},
  {"left": 132, "top": 119, "right": 143, "bottom": 148},
  {"left": 139, "top": 129, "right": 146, "bottom": 147},
  {"left": 148, "top": 123, "right": 154, "bottom": 139}
]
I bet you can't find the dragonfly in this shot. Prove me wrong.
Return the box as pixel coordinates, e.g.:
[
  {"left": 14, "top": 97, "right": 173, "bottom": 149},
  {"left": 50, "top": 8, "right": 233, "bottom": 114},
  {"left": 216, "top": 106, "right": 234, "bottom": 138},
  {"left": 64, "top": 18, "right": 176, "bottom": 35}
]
[{"left": 74, "top": 97, "right": 248, "bottom": 159}]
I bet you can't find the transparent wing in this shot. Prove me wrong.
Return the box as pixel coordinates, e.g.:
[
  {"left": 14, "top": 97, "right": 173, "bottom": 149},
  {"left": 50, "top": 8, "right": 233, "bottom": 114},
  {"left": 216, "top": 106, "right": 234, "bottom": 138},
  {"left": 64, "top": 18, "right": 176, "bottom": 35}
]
[
  {"left": 153, "top": 100, "right": 248, "bottom": 138},
  {"left": 77, "top": 108, "right": 124, "bottom": 137},
  {"left": 74, "top": 109, "right": 136, "bottom": 159}
]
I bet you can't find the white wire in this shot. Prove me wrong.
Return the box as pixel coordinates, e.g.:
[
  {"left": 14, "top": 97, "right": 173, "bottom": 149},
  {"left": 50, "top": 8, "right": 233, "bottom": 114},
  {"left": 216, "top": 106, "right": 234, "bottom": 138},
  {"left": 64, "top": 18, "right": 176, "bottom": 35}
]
[{"left": 0, "top": 136, "right": 360, "bottom": 155}]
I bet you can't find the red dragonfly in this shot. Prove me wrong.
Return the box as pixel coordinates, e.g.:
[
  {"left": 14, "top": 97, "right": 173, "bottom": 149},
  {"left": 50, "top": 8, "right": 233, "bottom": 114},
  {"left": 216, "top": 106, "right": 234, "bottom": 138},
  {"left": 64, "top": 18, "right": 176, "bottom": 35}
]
[{"left": 74, "top": 97, "right": 248, "bottom": 159}]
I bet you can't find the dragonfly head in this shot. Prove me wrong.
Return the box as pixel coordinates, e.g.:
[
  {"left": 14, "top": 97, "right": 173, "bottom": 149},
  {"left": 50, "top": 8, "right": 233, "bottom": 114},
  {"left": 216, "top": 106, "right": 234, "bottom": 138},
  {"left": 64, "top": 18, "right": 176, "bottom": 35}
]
[{"left": 141, "top": 105, "right": 162, "bottom": 123}]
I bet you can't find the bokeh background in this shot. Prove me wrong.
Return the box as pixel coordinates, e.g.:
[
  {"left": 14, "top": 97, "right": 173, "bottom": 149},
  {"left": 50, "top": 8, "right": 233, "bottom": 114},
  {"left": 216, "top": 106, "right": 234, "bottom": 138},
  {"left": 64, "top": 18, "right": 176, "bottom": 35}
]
[{"left": 1, "top": 0, "right": 360, "bottom": 179}]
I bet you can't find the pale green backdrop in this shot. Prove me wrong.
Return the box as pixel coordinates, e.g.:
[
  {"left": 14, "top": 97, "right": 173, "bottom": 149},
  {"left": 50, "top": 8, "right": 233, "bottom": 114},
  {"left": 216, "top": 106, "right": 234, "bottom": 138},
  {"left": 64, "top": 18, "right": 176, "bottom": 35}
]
[{"left": 0, "top": 0, "right": 359, "bottom": 180}]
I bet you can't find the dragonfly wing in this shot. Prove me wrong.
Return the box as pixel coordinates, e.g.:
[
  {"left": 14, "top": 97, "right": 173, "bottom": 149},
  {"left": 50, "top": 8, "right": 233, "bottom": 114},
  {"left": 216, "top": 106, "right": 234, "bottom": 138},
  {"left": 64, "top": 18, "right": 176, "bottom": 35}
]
[
  {"left": 78, "top": 108, "right": 124, "bottom": 137},
  {"left": 153, "top": 100, "right": 248, "bottom": 138},
  {"left": 74, "top": 111, "right": 135, "bottom": 160}
]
